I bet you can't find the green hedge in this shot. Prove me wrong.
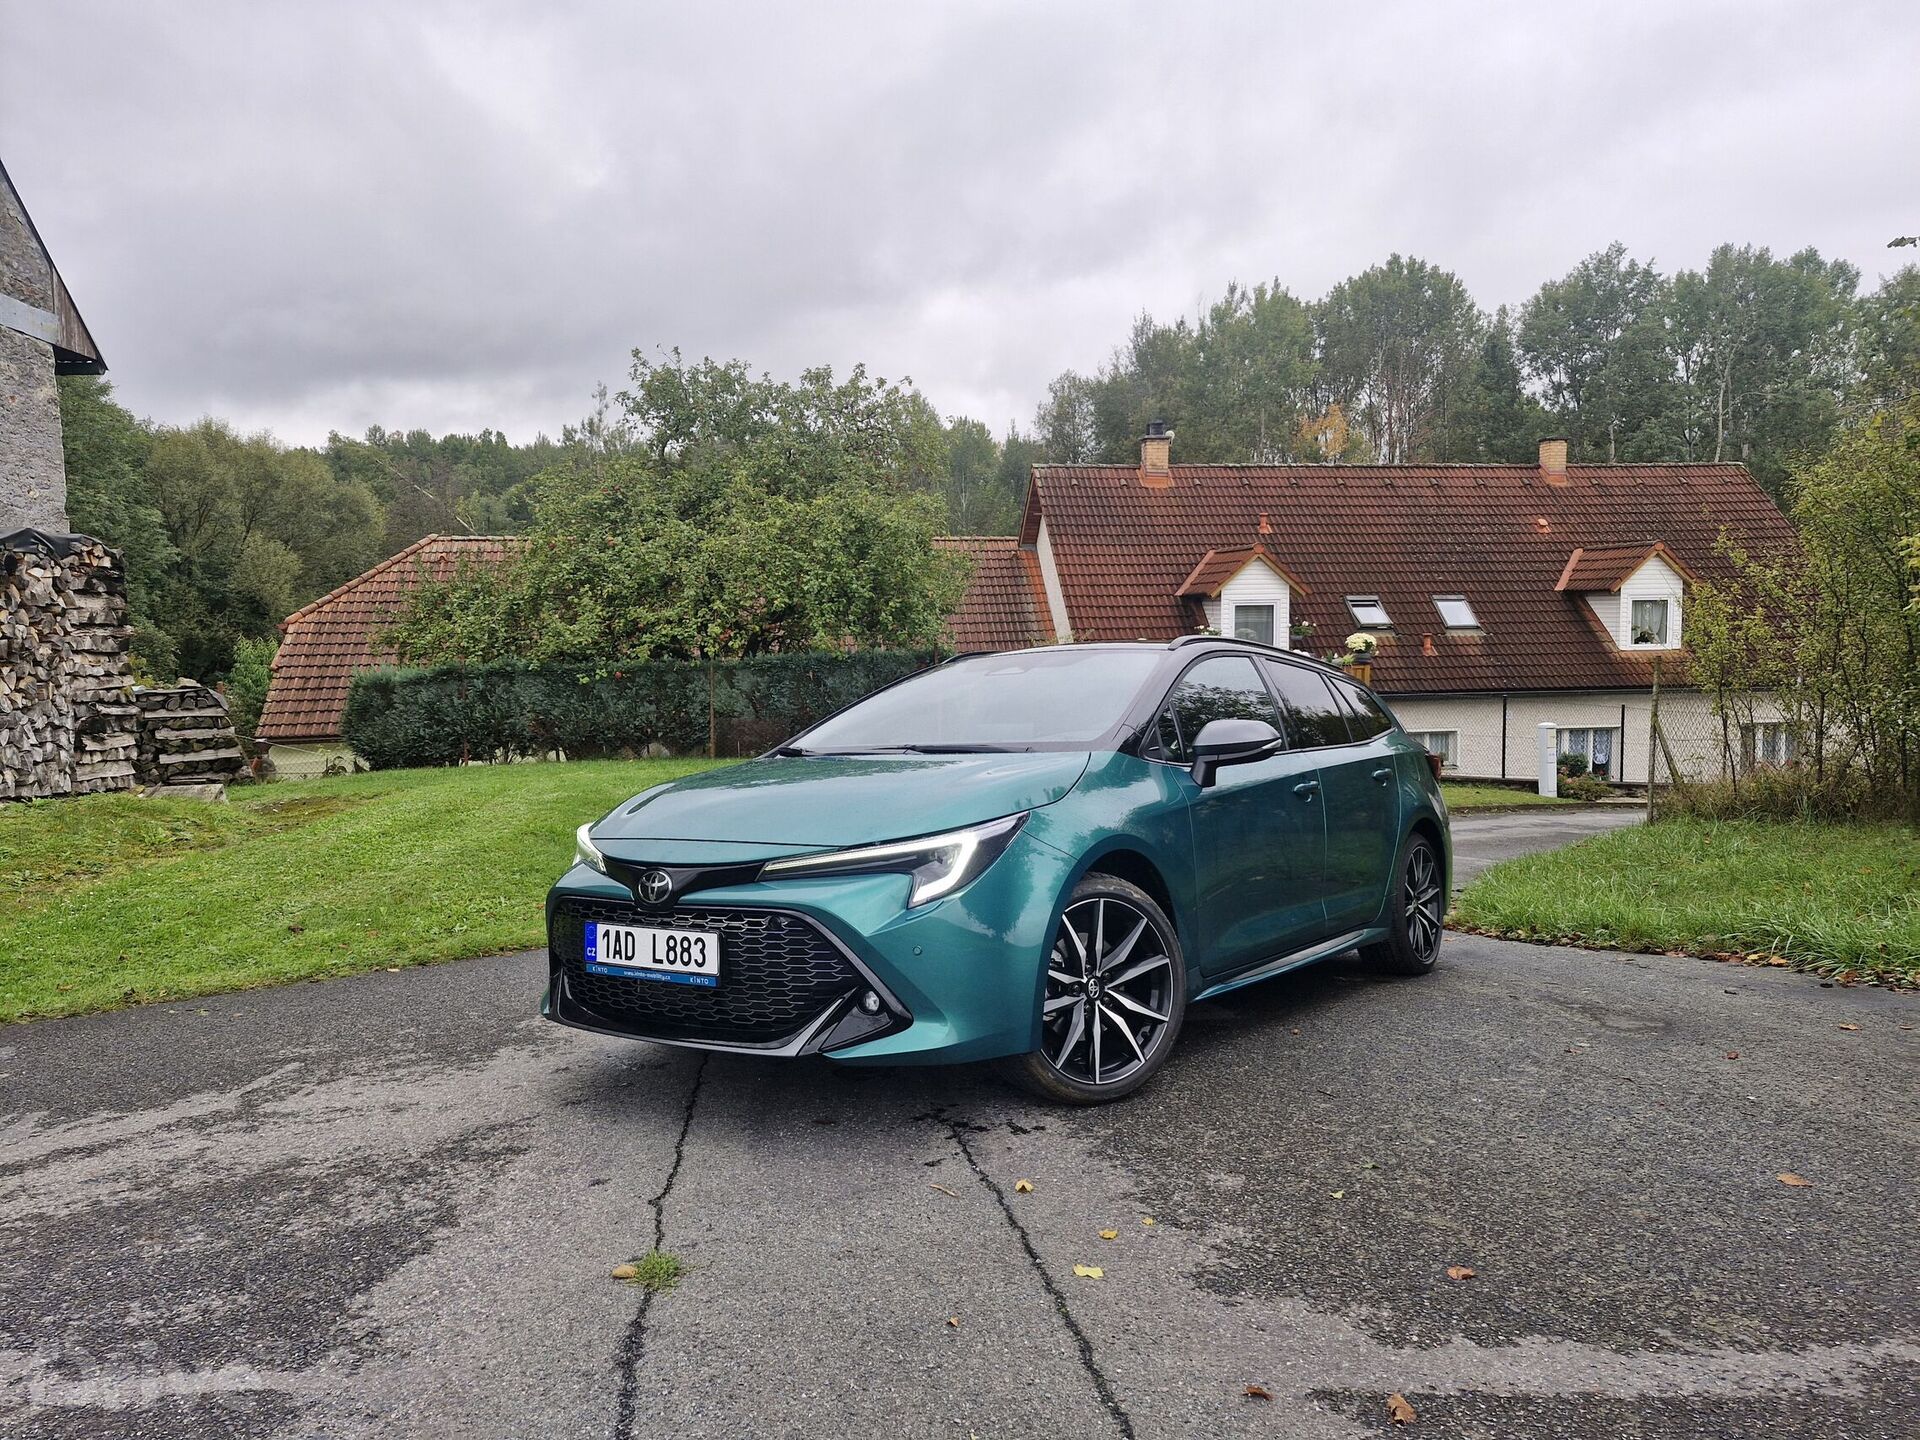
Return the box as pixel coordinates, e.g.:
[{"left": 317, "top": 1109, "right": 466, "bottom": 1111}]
[{"left": 341, "top": 651, "right": 940, "bottom": 769}]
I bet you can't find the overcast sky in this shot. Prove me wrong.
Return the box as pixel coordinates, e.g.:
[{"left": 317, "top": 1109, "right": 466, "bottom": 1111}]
[{"left": 3, "top": 1, "right": 1915, "bottom": 447}]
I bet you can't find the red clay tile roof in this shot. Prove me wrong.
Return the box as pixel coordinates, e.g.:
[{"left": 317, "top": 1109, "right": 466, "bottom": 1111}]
[
  {"left": 935, "top": 536, "right": 1051, "bottom": 653},
  {"left": 1019, "top": 462, "right": 1796, "bottom": 693},
  {"left": 1175, "top": 543, "right": 1310, "bottom": 597},
  {"left": 1554, "top": 541, "right": 1700, "bottom": 592},
  {"left": 256, "top": 534, "right": 521, "bottom": 743}
]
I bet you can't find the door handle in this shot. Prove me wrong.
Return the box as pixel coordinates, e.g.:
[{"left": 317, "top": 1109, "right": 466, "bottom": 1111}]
[
  {"left": 1293, "top": 780, "right": 1320, "bottom": 799},
  {"left": 1371, "top": 767, "right": 1392, "bottom": 785}
]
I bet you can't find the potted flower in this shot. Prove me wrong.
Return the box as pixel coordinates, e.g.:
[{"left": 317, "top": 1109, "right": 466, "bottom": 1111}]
[{"left": 1339, "top": 631, "right": 1379, "bottom": 684}]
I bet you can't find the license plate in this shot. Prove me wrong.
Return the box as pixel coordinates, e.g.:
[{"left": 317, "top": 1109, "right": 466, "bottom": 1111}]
[{"left": 585, "top": 923, "right": 722, "bottom": 988}]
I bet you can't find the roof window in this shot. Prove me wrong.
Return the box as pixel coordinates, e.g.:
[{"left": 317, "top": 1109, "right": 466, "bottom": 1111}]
[
  {"left": 1433, "top": 595, "right": 1479, "bottom": 629},
  {"left": 1345, "top": 595, "right": 1393, "bottom": 629}
]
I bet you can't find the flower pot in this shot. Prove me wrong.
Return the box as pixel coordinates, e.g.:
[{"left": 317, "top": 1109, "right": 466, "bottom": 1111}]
[{"left": 1349, "top": 662, "right": 1373, "bottom": 685}]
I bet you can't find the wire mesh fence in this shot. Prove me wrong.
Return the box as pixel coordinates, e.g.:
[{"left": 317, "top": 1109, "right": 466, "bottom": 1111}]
[{"left": 1648, "top": 670, "right": 1820, "bottom": 820}]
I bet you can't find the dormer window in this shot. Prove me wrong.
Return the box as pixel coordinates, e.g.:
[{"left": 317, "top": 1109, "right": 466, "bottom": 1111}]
[
  {"left": 1432, "top": 595, "right": 1479, "bottom": 630},
  {"left": 1346, "top": 595, "right": 1392, "bottom": 628},
  {"left": 1629, "top": 598, "right": 1670, "bottom": 647}
]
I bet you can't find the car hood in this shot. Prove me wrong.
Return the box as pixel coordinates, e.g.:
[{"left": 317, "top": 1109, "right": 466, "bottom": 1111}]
[{"left": 593, "top": 752, "right": 1092, "bottom": 853}]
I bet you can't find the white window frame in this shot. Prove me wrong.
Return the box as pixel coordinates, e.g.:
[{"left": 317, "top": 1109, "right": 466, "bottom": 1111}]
[
  {"left": 1741, "top": 722, "right": 1799, "bottom": 768},
  {"left": 1407, "top": 730, "right": 1458, "bottom": 772},
  {"left": 1432, "top": 595, "right": 1478, "bottom": 630},
  {"left": 1557, "top": 726, "right": 1618, "bottom": 778},
  {"left": 1628, "top": 596, "right": 1672, "bottom": 648},
  {"left": 1230, "top": 603, "right": 1275, "bottom": 645},
  {"left": 1346, "top": 594, "right": 1392, "bottom": 629}
]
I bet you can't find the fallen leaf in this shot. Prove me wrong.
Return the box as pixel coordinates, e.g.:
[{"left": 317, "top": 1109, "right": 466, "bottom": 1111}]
[
  {"left": 929, "top": 1183, "right": 959, "bottom": 1198},
  {"left": 1072, "top": 1264, "right": 1104, "bottom": 1279},
  {"left": 385, "top": 967, "right": 400, "bottom": 974},
  {"left": 1725, "top": 1051, "right": 1740, "bottom": 1060},
  {"left": 1141, "top": 1217, "right": 1155, "bottom": 1226},
  {"left": 1777, "top": 1172, "right": 1813, "bottom": 1187},
  {"left": 1243, "top": 1384, "right": 1273, "bottom": 1401},
  {"left": 1330, "top": 1189, "right": 1346, "bottom": 1199},
  {"left": 1386, "top": 1392, "right": 1417, "bottom": 1425},
  {"left": 946, "top": 1317, "right": 960, "bottom": 1328},
  {"left": 1099, "top": 1229, "right": 1119, "bottom": 1241},
  {"left": 1835, "top": 1023, "right": 1860, "bottom": 1031},
  {"left": 1445, "top": 1265, "right": 1476, "bottom": 1281},
  {"left": 610, "top": 1264, "right": 639, "bottom": 1280},
  {"left": 1013, "top": 1179, "right": 1034, "bottom": 1194}
]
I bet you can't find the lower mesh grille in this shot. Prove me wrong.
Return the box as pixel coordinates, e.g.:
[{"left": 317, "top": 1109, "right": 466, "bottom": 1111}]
[{"left": 551, "top": 897, "right": 860, "bottom": 1044}]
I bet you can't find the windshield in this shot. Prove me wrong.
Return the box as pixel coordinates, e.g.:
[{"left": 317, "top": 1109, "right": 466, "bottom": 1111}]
[{"left": 792, "top": 649, "right": 1162, "bottom": 752}]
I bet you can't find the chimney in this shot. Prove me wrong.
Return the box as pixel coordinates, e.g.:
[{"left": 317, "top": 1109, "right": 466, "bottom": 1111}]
[
  {"left": 1139, "top": 420, "right": 1172, "bottom": 489},
  {"left": 1538, "top": 435, "right": 1569, "bottom": 486}
]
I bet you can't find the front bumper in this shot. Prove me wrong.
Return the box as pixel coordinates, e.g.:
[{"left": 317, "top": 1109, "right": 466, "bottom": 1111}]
[{"left": 543, "top": 829, "right": 1072, "bottom": 1065}]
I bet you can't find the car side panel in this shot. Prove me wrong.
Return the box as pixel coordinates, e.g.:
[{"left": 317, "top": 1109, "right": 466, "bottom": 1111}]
[{"left": 1317, "top": 729, "right": 1403, "bottom": 930}]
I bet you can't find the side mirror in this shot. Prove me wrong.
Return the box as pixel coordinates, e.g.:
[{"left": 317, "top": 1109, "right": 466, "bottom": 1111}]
[{"left": 1190, "top": 717, "right": 1282, "bottom": 788}]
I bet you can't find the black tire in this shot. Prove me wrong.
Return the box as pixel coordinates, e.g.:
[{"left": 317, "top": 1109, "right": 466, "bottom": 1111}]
[
  {"left": 1361, "top": 831, "right": 1446, "bottom": 975},
  {"left": 998, "top": 875, "right": 1188, "bottom": 1105}
]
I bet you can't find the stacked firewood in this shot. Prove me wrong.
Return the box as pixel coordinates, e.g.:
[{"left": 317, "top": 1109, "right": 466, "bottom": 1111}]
[
  {"left": 132, "top": 682, "right": 245, "bottom": 788},
  {"left": 1, "top": 532, "right": 139, "bottom": 800}
]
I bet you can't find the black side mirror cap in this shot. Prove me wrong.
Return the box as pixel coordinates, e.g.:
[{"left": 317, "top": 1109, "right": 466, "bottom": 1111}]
[{"left": 1189, "top": 717, "right": 1283, "bottom": 787}]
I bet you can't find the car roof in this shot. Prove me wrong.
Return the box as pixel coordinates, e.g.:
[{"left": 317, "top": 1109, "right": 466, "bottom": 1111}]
[{"left": 949, "top": 637, "right": 1348, "bottom": 677}]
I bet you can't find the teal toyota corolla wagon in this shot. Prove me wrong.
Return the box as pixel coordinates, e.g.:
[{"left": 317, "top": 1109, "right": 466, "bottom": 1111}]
[{"left": 544, "top": 638, "right": 1449, "bottom": 1103}]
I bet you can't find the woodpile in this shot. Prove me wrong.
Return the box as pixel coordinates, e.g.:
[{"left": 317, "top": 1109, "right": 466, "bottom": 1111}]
[
  {"left": 1, "top": 531, "right": 139, "bottom": 800},
  {"left": 133, "top": 682, "right": 245, "bottom": 788}
]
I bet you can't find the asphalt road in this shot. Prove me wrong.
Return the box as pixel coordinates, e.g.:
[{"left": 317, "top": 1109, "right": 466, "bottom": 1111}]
[{"left": 2, "top": 811, "right": 1915, "bottom": 1439}]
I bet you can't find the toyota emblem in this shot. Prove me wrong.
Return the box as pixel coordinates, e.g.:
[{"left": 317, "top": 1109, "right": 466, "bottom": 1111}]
[{"left": 637, "top": 870, "right": 673, "bottom": 905}]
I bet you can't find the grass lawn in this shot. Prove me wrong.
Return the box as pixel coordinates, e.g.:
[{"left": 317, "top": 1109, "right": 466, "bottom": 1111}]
[
  {"left": 0, "top": 759, "right": 724, "bottom": 1022},
  {"left": 1451, "top": 817, "right": 1920, "bottom": 985},
  {"left": 1441, "top": 782, "right": 1590, "bottom": 811}
]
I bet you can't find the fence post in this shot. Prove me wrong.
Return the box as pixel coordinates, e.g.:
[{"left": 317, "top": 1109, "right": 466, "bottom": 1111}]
[
  {"left": 1647, "top": 658, "right": 1659, "bottom": 821},
  {"left": 1537, "top": 723, "right": 1558, "bottom": 797}
]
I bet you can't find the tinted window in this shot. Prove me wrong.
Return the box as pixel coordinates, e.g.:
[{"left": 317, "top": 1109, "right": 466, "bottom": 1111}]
[
  {"left": 1155, "top": 655, "right": 1282, "bottom": 763},
  {"left": 1330, "top": 677, "right": 1396, "bottom": 740},
  {"left": 798, "top": 649, "right": 1163, "bottom": 750},
  {"left": 1259, "top": 661, "right": 1352, "bottom": 748}
]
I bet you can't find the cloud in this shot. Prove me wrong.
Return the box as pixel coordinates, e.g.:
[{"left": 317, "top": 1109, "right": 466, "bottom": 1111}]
[{"left": 4, "top": 0, "right": 1915, "bottom": 444}]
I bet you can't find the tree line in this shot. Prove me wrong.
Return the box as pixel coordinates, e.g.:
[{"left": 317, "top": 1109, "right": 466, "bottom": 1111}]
[{"left": 56, "top": 242, "right": 1918, "bottom": 694}]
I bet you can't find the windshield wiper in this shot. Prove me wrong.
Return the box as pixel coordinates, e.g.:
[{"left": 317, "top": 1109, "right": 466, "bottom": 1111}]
[
  {"left": 898, "top": 743, "right": 1028, "bottom": 753},
  {"left": 768, "top": 745, "right": 814, "bottom": 757}
]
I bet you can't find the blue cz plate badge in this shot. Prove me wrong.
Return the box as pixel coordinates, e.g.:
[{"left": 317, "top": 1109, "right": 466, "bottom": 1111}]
[{"left": 587, "top": 922, "right": 721, "bottom": 988}]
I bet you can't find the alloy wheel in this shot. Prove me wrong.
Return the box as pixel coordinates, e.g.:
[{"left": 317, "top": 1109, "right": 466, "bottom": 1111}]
[
  {"left": 1404, "top": 843, "right": 1444, "bottom": 961},
  {"left": 1040, "top": 896, "right": 1176, "bottom": 1087}
]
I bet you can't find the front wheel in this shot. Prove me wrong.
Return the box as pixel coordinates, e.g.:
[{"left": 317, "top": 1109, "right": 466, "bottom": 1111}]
[
  {"left": 998, "top": 875, "right": 1187, "bottom": 1105},
  {"left": 1360, "top": 832, "right": 1446, "bottom": 975}
]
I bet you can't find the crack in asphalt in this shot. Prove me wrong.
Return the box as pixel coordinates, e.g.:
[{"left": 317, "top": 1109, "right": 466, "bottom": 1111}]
[
  {"left": 612, "top": 1055, "right": 707, "bottom": 1440},
  {"left": 944, "top": 1116, "right": 1138, "bottom": 1440}
]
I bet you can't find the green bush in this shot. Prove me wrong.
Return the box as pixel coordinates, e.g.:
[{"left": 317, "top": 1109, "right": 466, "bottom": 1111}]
[
  {"left": 342, "top": 650, "right": 938, "bottom": 769},
  {"left": 1559, "top": 772, "right": 1614, "bottom": 802},
  {"left": 1556, "top": 752, "right": 1589, "bottom": 778}
]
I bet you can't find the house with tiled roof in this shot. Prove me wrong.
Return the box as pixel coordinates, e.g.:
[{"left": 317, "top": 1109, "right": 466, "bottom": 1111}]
[
  {"left": 255, "top": 534, "right": 520, "bottom": 773},
  {"left": 943, "top": 428, "right": 1799, "bottom": 784}
]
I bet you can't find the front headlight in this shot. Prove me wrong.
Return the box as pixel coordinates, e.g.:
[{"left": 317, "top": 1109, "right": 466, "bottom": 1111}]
[
  {"left": 759, "top": 813, "right": 1027, "bottom": 907},
  {"left": 575, "top": 821, "right": 610, "bottom": 875}
]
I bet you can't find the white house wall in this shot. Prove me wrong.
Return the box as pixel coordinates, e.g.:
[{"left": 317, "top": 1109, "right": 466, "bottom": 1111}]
[
  {"left": 1034, "top": 518, "right": 1071, "bottom": 641},
  {"left": 1386, "top": 688, "right": 1783, "bottom": 785}
]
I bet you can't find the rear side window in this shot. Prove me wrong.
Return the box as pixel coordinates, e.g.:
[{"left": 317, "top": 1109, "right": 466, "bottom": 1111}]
[
  {"left": 1329, "top": 677, "right": 1396, "bottom": 740},
  {"left": 1153, "top": 655, "right": 1283, "bottom": 763},
  {"left": 1259, "top": 661, "right": 1352, "bottom": 748}
]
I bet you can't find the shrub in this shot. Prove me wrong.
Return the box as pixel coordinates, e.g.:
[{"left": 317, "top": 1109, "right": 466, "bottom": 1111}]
[
  {"left": 1559, "top": 772, "right": 1614, "bottom": 802},
  {"left": 1556, "top": 752, "right": 1589, "bottom": 778},
  {"left": 342, "top": 650, "right": 938, "bottom": 769}
]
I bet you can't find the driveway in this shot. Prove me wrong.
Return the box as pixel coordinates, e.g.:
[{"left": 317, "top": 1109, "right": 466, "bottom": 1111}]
[{"left": 3, "top": 815, "right": 1914, "bottom": 1439}]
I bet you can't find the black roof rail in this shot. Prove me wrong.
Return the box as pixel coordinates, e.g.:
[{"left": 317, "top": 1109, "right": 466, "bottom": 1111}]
[{"left": 1166, "top": 633, "right": 1347, "bottom": 676}]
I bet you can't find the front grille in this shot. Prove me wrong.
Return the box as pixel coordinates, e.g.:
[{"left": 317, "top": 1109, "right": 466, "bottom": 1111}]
[{"left": 551, "top": 897, "right": 861, "bottom": 1045}]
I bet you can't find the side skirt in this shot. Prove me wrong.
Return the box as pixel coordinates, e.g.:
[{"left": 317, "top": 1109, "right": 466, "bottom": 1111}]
[{"left": 1190, "top": 927, "right": 1386, "bottom": 1003}]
